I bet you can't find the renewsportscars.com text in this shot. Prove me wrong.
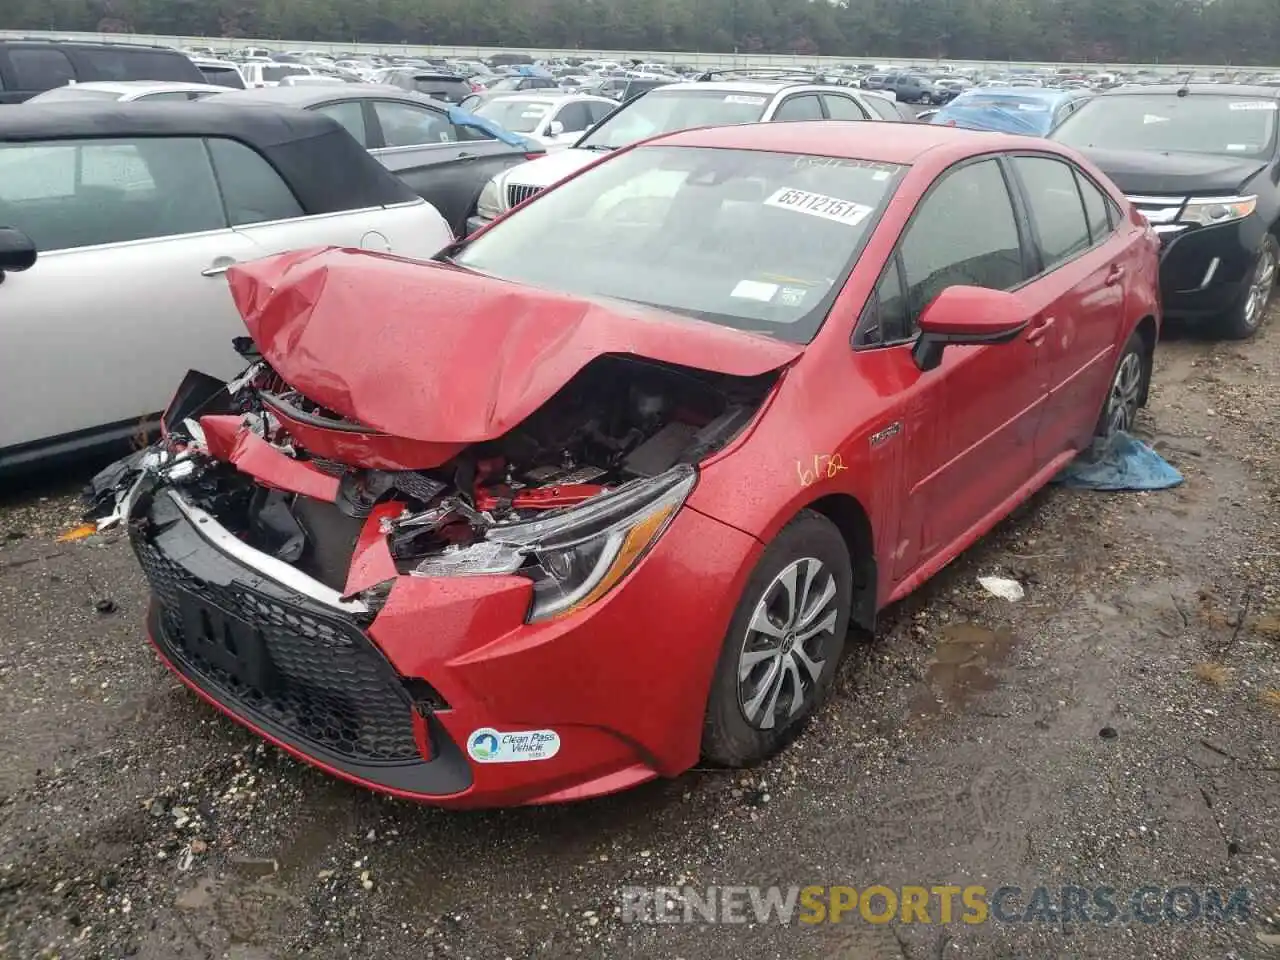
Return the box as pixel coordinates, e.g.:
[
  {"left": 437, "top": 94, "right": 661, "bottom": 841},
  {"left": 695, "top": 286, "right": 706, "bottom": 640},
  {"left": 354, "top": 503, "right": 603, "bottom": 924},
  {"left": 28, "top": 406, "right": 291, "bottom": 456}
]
[{"left": 619, "top": 884, "right": 1252, "bottom": 925}]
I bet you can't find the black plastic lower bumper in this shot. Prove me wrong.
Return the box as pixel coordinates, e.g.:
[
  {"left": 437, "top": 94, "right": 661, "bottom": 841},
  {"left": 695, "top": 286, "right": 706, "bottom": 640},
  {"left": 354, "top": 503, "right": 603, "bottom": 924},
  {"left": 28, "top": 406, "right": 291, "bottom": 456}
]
[{"left": 135, "top": 488, "right": 472, "bottom": 797}]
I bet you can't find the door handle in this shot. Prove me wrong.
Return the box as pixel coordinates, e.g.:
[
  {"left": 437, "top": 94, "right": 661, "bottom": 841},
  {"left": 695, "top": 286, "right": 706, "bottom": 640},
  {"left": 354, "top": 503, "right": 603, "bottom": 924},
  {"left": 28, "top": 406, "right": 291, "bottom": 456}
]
[
  {"left": 1025, "top": 315, "right": 1056, "bottom": 344},
  {"left": 1105, "top": 264, "right": 1126, "bottom": 286},
  {"left": 201, "top": 258, "right": 237, "bottom": 277}
]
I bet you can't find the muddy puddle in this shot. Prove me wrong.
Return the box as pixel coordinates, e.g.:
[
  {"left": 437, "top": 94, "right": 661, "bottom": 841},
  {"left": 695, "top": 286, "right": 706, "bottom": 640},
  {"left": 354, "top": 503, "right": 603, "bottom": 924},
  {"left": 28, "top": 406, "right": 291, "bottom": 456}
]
[{"left": 910, "top": 622, "right": 1019, "bottom": 716}]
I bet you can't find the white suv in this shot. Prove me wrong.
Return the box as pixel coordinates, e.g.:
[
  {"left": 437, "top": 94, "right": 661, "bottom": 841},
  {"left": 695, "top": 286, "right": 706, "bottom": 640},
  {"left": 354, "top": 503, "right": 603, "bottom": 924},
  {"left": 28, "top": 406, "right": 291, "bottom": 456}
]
[{"left": 467, "top": 75, "right": 902, "bottom": 233}]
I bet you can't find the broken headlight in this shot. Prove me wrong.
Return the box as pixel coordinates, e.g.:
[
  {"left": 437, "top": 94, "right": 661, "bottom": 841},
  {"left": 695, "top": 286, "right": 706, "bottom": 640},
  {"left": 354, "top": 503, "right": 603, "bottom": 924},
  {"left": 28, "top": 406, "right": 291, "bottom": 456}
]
[{"left": 411, "top": 465, "right": 696, "bottom": 623}]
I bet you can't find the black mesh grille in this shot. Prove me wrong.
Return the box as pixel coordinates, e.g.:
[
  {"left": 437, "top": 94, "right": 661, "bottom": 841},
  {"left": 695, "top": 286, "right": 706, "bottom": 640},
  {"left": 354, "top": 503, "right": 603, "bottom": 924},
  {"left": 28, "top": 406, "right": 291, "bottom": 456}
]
[{"left": 134, "top": 530, "right": 421, "bottom": 765}]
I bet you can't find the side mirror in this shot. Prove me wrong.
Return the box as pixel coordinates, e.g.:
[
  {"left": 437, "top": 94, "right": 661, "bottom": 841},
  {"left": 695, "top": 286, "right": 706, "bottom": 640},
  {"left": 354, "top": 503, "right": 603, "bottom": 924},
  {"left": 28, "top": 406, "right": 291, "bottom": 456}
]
[
  {"left": 0, "top": 227, "right": 37, "bottom": 283},
  {"left": 912, "top": 285, "right": 1028, "bottom": 372},
  {"left": 549, "top": 119, "right": 565, "bottom": 136}
]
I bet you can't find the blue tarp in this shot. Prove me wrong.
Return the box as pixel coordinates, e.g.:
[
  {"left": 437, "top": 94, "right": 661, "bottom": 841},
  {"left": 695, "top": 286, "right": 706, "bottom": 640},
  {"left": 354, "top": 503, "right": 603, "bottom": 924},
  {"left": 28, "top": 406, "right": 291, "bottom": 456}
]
[
  {"left": 931, "top": 88, "right": 1075, "bottom": 136},
  {"left": 1054, "top": 431, "right": 1184, "bottom": 491},
  {"left": 446, "top": 104, "right": 537, "bottom": 150}
]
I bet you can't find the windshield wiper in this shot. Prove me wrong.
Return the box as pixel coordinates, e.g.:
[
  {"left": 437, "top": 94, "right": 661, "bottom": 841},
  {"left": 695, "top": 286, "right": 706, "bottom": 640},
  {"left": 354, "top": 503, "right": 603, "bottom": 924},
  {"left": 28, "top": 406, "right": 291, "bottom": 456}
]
[{"left": 579, "top": 144, "right": 615, "bottom": 152}]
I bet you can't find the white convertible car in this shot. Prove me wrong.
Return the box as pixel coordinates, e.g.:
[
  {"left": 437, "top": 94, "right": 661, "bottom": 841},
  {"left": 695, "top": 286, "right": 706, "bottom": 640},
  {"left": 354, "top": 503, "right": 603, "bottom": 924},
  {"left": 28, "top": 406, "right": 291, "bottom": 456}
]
[{"left": 0, "top": 100, "right": 453, "bottom": 475}]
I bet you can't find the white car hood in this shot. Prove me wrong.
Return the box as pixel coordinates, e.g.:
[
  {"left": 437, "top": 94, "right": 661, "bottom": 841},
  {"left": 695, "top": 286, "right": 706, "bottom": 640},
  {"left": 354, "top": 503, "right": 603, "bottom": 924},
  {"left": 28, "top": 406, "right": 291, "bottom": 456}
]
[{"left": 504, "top": 148, "right": 599, "bottom": 191}]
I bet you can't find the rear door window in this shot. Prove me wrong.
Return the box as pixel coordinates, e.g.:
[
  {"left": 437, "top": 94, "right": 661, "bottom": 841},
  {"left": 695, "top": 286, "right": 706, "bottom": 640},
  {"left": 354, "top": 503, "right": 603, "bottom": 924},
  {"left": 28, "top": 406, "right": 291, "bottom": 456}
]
[
  {"left": 0, "top": 137, "right": 225, "bottom": 251},
  {"left": 314, "top": 100, "right": 369, "bottom": 147},
  {"left": 863, "top": 96, "right": 902, "bottom": 121},
  {"left": 1012, "top": 155, "right": 1092, "bottom": 270},
  {"left": 372, "top": 100, "right": 456, "bottom": 147},
  {"left": 1076, "top": 171, "right": 1115, "bottom": 242},
  {"left": 823, "top": 94, "right": 869, "bottom": 120},
  {"left": 554, "top": 101, "right": 593, "bottom": 133},
  {"left": 9, "top": 48, "right": 76, "bottom": 90},
  {"left": 206, "top": 138, "right": 305, "bottom": 226},
  {"left": 772, "top": 94, "right": 824, "bottom": 122}
]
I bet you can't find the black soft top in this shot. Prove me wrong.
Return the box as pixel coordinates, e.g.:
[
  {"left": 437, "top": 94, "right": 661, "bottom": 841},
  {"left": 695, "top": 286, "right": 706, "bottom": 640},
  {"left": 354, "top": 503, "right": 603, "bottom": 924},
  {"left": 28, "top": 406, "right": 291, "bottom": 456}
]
[{"left": 0, "top": 101, "right": 418, "bottom": 214}]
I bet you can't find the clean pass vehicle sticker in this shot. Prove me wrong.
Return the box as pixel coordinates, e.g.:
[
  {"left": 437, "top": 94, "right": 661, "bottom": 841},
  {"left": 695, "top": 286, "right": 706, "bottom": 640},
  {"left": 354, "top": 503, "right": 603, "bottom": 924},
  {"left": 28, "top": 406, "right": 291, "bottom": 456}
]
[
  {"left": 725, "top": 95, "right": 767, "bottom": 105},
  {"left": 764, "top": 188, "right": 873, "bottom": 226},
  {"left": 467, "top": 727, "right": 561, "bottom": 763},
  {"left": 1229, "top": 101, "right": 1278, "bottom": 110}
]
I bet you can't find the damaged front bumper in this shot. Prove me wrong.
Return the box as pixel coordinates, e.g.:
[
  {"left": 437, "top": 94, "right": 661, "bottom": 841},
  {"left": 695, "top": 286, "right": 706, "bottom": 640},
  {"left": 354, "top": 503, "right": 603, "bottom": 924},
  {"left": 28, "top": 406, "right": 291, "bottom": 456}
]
[{"left": 123, "top": 468, "right": 761, "bottom": 809}]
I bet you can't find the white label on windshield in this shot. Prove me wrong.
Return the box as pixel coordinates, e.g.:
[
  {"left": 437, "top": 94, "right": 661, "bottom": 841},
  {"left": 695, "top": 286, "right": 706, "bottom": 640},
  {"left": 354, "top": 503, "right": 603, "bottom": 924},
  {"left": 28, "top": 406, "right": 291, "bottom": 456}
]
[
  {"left": 1229, "top": 101, "right": 1278, "bottom": 111},
  {"left": 764, "top": 188, "right": 874, "bottom": 226},
  {"left": 778, "top": 287, "right": 808, "bottom": 307},
  {"left": 731, "top": 280, "right": 778, "bottom": 302},
  {"left": 1016, "top": 102, "right": 1048, "bottom": 111},
  {"left": 1143, "top": 114, "right": 1170, "bottom": 124},
  {"left": 725, "top": 95, "right": 767, "bottom": 105},
  {"left": 521, "top": 109, "right": 547, "bottom": 119},
  {"left": 1227, "top": 143, "right": 1249, "bottom": 151},
  {"left": 872, "top": 170, "right": 891, "bottom": 181}
]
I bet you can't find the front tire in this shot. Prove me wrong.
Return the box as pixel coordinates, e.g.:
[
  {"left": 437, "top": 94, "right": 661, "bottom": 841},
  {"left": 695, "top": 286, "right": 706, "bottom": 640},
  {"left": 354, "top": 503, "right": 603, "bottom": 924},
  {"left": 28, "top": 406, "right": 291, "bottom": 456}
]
[
  {"left": 701, "top": 511, "right": 852, "bottom": 767},
  {"left": 1214, "top": 234, "right": 1277, "bottom": 340}
]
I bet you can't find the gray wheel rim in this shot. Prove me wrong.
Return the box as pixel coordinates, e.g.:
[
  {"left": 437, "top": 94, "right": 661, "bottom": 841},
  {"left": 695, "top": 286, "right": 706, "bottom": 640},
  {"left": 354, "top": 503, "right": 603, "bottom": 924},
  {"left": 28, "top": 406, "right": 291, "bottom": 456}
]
[
  {"left": 736, "top": 557, "right": 839, "bottom": 731},
  {"left": 1243, "top": 244, "right": 1277, "bottom": 329},
  {"left": 1105, "top": 351, "right": 1144, "bottom": 436}
]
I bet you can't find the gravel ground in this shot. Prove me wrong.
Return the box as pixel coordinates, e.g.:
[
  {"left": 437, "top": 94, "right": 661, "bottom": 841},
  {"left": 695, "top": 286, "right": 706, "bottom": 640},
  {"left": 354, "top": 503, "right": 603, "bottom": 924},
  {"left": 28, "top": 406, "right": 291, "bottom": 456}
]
[{"left": 1, "top": 316, "right": 1278, "bottom": 960}]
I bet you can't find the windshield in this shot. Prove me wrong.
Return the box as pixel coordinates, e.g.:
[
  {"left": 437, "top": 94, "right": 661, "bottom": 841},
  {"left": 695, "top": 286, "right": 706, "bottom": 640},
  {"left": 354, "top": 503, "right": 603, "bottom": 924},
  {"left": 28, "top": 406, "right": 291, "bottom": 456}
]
[
  {"left": 488, "top": 77, "right": 524, "bottom": 92},
  {"left": 453, "top": 145, "right": 904, "bottom": 343},
  {"left": 577, "top": 89, "right": 770, "bottom": 150},
  {"left": 1054, "top": 94, "right": 1279, "bottom": 159},
  {"left": 476, "top": 99, "right": 550, "bottom": 132}
]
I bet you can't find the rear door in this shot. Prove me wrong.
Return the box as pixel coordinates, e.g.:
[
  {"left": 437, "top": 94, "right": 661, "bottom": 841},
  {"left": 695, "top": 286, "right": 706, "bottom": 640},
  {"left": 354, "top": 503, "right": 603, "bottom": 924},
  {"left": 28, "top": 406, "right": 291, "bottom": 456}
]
[
  {"left": 1006, "top": 153, "right": 1131, "bottom": 461},
  {"left": 367, "top": 98, "right": 528, "bottom": 234},
  {"left": 854, "top": 157, "right": 1046, "bottom": 581},
  {"left": 769, "top": 93, "right": 826, "bottom": 122},
  {"left": 0, "top": 136, "right": 256, "bottom": 454}
]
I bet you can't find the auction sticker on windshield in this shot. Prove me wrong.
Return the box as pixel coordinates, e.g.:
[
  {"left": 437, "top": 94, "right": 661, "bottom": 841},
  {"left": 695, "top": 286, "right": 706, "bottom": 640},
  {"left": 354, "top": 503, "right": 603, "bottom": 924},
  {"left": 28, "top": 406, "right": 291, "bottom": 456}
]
[
  {"left": 764, "top": 188, "right": 874, "bottom": 226},
  {"left": 467, "top": 727, "right": 562, "bottom": 763},
  {"left": 1229, "top": 101, "right": 1278, "bottom": 111},
  {"left": 725, "top": 95, "right": 767, "bottom": 105}
]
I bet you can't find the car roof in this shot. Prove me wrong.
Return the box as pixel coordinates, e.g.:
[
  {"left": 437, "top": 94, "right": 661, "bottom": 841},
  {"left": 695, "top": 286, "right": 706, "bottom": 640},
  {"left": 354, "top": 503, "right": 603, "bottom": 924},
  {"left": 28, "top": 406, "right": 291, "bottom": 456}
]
[
  {"left": 0, "top": 101, "right": 417, "bottom": 212},
  {"left": 952, "top": 86, "right": 1079, "bottom": 103},
  {"left": 1096, "top": 83, "right": 1280, "bottom": 98},
  {"left": 212, "top": 83, "right": 438, "bottom": 108},
  {"left": 48, "top": 80, "right": 226, "bottom": 96},
  {"left": 663, "top": 80, "right": 803, "bottom": 94},
  {"left": 653, "top": 120, "right": 1040, "bottom": 165},
  {"left": 484, "top": 92, "right": 613, "bottom": 104}
]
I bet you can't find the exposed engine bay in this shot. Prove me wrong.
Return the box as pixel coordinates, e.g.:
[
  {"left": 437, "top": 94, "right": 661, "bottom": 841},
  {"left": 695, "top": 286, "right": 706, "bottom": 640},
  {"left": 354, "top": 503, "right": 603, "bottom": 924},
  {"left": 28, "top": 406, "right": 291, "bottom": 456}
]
[{"left": 87, "top": 353, "right": 779, "bottom": 609}]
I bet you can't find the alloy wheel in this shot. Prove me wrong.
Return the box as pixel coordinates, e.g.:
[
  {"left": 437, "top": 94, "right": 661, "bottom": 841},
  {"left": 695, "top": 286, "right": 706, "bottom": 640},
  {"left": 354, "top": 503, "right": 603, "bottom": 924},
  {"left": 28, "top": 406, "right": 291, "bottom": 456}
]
[
  {"left": 1243, "top": 243, "right": 1277, "bottom": 330},
  {"left": 736, "top": 557, "right": 839, "bottom": 730},
  {"left": 1105, "top": 351, "right": 1144, "bottom": 437}
]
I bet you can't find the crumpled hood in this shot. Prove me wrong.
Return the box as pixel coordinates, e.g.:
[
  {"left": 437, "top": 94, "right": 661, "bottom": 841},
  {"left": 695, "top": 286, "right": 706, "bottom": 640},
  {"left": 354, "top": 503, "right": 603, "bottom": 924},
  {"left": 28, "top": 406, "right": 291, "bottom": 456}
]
[
  {"left": 1078, "top": 147, "right": 1268, "bottom": 195},
  {"left": 227, "top": 248, "right": 801, "bottom": 443}
]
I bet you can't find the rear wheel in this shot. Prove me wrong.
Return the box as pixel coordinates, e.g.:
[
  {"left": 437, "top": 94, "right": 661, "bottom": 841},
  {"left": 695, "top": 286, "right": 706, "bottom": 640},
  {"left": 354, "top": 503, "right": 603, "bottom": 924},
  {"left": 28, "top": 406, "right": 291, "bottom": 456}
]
[
  {"left": 1095, "top": 329, "right": 1150, "bottom": 439},
  {"left": 1214, "top": 234, "right": 1277, "bottom": 340},
  {"left": 701, "top": 511, "right": 852, "bottom": 767}
]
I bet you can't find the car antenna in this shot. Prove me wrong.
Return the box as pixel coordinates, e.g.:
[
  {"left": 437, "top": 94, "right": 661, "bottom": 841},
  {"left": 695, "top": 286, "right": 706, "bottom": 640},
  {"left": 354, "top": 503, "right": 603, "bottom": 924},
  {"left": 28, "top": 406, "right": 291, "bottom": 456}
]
[{"left": 1176, "top": 71, "right": 1192, "bottom": 97}]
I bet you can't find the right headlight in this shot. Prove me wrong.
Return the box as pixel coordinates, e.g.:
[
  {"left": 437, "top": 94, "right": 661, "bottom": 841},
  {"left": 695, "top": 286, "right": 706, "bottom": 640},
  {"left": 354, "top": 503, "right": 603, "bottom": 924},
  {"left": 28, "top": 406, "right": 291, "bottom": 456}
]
[
  {"left": 411, "top": 465, "right": 696, "bottom": 623},
  {"left": 476, "top": 177, "right": 504, "bottom": 220},
  {"left": 496, "top": 465, "right": 697, "bottom": 623},
  {"left": 1178, "top": 195, "right": 1257, "bottom": 227}
]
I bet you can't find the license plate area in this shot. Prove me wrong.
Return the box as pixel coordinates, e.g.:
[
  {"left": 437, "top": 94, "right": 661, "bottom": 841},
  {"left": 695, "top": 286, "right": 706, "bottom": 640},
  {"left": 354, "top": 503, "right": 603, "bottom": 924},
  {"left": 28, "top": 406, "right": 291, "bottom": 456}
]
[{"left": 177, "top": 596, "right": 277, "bottom": 694}]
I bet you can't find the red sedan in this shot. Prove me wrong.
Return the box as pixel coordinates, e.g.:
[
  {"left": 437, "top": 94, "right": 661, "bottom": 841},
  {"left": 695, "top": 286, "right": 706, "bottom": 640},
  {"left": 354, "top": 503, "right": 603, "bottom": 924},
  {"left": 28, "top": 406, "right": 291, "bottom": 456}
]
[{"left": 101, "top": 121, "right": 1160, "bottom": 808}]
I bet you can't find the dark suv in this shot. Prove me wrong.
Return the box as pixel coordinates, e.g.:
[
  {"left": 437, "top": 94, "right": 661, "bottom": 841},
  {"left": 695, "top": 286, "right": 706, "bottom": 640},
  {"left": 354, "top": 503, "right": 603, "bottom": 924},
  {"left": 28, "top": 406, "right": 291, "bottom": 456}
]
[
  {"left": 0, "top": 39, "right": 206, "bottom": 104},
  {"left": 1054, "top": 84, "right": 1280, "bottom": 339}
]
